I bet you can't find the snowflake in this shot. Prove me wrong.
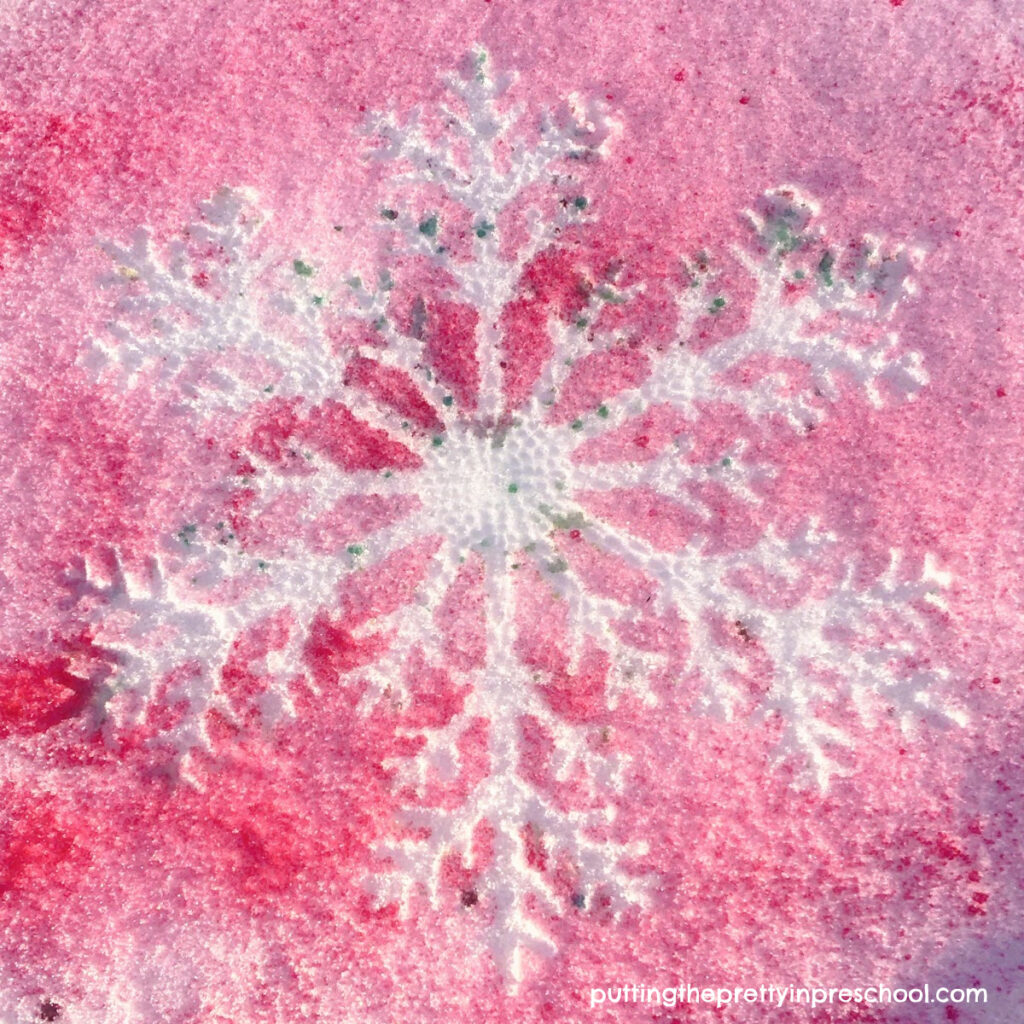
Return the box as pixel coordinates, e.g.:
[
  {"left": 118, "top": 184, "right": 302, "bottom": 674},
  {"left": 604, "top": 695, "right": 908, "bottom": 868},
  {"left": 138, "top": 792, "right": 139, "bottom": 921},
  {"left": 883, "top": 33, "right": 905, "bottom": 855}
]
[{"left": 76, "top": 48, "right": 965, "bottom": 983}]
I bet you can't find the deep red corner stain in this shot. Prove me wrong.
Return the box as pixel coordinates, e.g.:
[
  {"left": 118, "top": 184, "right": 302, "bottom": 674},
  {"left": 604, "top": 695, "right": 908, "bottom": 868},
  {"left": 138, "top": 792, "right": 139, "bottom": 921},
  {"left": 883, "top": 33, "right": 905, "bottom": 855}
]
[{"left": 0, "top": 655, "right": 92, "bottom": 739}]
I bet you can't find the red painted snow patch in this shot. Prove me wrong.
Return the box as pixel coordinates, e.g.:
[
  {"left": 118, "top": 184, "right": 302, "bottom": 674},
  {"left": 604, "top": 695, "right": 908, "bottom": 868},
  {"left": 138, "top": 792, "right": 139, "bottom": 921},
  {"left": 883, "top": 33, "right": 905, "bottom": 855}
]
[
  {"left": 434, "top": 553, "right": 487, "bottom": 671},
  {"left": 0, "top": 791, "right": 92, "bottom": 900},
  {"left": 401, "top": 652, "right": 470, "bottom": 730},
  {"left": 0, "top": 654, "right": 91, "bottom": 738},
  {"left": 547, "top": 345, "right": 650, "bottom": 425},
  {"left": 554, "top": 533, "right": 656, "bottom": 606},
  {"left": 336, "top": 535, "right": 442, "bottom": 625},
  {"left": 344, "top": 354, "right": 444, "bottom": 431},
  {"left": 220, "top": 609, "right": 293, "bottom": 723},
  {"left": 304, "top": 609, "right": 390, "bottom": 678},
  {"left": 302, "top": 400, "right": 423, "bottom": 471},
  {"left": 501, "top": 295, "right": 556, "bottom": 411},
  {"left": 514, "top": 565, "right": 570, "bottom": 675},
  {"left": 577, "top": 486, "right": 703, "bottom": 551},
  {"left": 245, "top": 395, "right": 423, "bottom": 472},
  {"left": 501, "top": 246, "right": 592, "bottom": 409},
  {"left": 540, "top": 640, "right": 610, "bottom": 724},
  {"left": 570, "top": 403, "right": 692, "bottom": 464},
  {"left": 0, "top": 110, "right": 114, "bottom": 253},
  {"left": 423, "top": 299, "right": 480, "bottom": 411},
  {"left": 306, "top": 493, "right": 420, "bottom": 552}
]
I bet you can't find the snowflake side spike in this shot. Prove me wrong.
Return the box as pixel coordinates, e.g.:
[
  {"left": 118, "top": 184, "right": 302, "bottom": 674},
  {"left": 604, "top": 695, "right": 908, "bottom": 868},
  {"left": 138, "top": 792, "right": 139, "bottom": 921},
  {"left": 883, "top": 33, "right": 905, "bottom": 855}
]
[{"left": 361, "top": 45, "right": 622, "bottom": 422}]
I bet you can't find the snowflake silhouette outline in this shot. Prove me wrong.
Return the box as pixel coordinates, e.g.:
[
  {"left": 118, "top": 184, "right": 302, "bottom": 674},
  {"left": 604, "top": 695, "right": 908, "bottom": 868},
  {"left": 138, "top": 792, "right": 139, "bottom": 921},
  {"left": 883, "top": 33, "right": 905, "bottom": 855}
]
[{"left": 74, "top": 48, "right": 965, "bottom": 983}]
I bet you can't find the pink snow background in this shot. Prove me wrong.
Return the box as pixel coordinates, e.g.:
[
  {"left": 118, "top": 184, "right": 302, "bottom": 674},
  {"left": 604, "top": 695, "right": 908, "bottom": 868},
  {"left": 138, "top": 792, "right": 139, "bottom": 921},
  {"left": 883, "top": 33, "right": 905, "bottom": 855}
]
[{"left": 1, "top": 1, "right": 1022, "bottom": 1021}]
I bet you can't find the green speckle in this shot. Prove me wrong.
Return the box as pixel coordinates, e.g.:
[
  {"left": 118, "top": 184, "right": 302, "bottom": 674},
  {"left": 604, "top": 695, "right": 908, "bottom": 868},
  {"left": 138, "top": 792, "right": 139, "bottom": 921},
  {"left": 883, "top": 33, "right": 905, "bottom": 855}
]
[
  {"left": 547, "top": 558, "right": 569, "bottom": 574},
  {"left": 475, "top": 220, "right": 495, "bottom": 238},
  {"left": 256, "top": 560, "right": 268, "bottom": 571},
  {"left": 571, "top": 418, "right": 584, "bottom": 430},
  {"left": 721, "top": 456, "right": 733, "bottom": 468},
  {"left": 442, "top": 395, "right": 454, "bottom": 407},
  {"left": 383, "top": 471, "right": 393, "bottom": 478},
  {"left": 793, "top": 270, "right": 806, "bottom": 280},
  {"left": 177, "top": 524, "right": 198, "bottom": 546},
  {"left": 573, "top": 196, "right": 588, "bottom": 210},
  {"left": 372, "top": 316, "right": 386, "bottom": 331},
  {"left": 575, "top": 318, "right": 588, "bottom": 329},
  {"left": 381, "top": 208, "right": 398, "bottom": 221},
  {"left": 539, "top": 505, "right": 588, "bottom": 531},
  {"left": 709, "top": 296, "right": 727, "bottom": 313},
  {"left": 774, "top": 225, "right": 803, "bottom": 253},
  {"left": 293, "top": 259, "right": 314, "bottom": 277},
  {"left": 597, "top": 405, "right": 609, "bottom": 418},
  {"left": 596, "top": 287, "right": 626, "bottom": 304},
  {"left": 312, "top": 295, "right": 324, "bottom": 307},
  {"left": 419, "top": 215, "right": 438, "bottom": 237},
  {"left": 571, "top": 892, "right": 586, "bottom": 909},
  {"left": 511, "top": 562, "right": 521, "bottom": 570},
  {"left": 507, "top": 483, "right": 518, "bottom": 494},
  {"left": 432, "top": 435, "right": 444, "bottom": 447},
  {"left": 263, "top": 385, "right": 274, "bottom": 393},
  {"left": 346, "top": 276, "right": 362, "bottom": 290},
  {"left": 818, "top": 251, "right": 835, "bottom": 287},
  {"left": 347, "top": 545, "right": 364, "bottom": 556}
]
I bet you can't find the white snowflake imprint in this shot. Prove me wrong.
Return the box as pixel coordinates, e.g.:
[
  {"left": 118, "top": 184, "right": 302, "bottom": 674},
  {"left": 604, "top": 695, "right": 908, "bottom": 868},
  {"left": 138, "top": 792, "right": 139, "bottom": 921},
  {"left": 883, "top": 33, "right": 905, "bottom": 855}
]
[{"left": 75, "top": 50, "right": 965, "bottom": 981}]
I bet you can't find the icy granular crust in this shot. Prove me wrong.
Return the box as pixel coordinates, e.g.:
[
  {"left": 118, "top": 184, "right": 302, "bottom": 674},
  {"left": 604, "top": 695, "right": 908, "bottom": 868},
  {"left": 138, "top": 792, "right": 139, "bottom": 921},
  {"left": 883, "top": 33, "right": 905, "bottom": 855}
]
[{"left": 1, "top": 3, "right": 1023, "bottom": 1024}]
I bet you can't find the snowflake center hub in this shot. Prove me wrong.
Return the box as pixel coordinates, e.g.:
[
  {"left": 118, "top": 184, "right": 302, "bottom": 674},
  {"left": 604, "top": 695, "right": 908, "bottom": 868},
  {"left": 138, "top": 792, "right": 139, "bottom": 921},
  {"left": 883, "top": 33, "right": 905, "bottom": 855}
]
[{"left": 419, "top": 420, "right": 575, "bottom": 554}]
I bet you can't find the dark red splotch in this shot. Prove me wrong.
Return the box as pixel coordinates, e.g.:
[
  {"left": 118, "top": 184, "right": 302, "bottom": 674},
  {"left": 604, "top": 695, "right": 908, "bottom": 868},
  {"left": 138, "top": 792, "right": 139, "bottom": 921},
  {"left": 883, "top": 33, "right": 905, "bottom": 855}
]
[
  {"left": 0, "top": 792, "right": 92, "bottom": 902},
  {"left": 344, "top": 354, "right": 444, "bottom": 432},
  {"left": 303, "top": 400, "right": 423, "bottom": 471},
  {"left": 520, "top": 822, "right": 549, "bottom": 873},
  {"left": 438, "top": 819, "right": 495, "bottom": 905},
  {"left": 0, "top": 110, "right": 117, "bottom": 255},
  {"left": 220, "top": 610, "right": 294, "bottom": 724},
  {"left": 0, "top": 653, "right": 93, "bottom": 739},
  {"left": 304, "top": 609, "right": 390, "bottom": 679}
]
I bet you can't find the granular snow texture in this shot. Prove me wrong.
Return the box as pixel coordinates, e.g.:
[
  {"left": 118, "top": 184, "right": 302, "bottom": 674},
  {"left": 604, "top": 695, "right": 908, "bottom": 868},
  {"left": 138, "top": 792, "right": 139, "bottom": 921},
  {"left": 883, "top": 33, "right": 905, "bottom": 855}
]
[{"left": 0, "top": 2, "right": 1022, "bottom": 1023}]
